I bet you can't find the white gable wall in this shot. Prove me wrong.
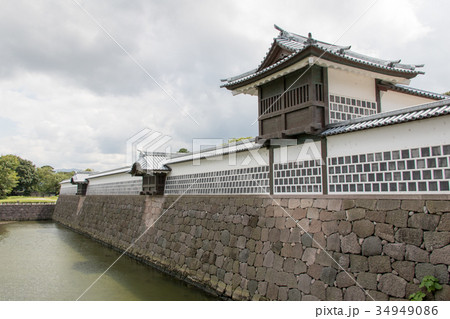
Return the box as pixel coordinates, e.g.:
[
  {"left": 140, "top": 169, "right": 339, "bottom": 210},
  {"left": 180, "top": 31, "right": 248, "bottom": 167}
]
[{"left": 380, "top": 90, "right": 436, "bottom": 112}]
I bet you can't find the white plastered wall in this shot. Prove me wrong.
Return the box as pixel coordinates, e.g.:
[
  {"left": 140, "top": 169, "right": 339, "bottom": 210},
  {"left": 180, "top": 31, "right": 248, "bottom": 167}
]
[
  {"left": 328, "top": 68, "right": 376, "bottom": 101},
  {"left": 167, "top": 148, "right": 270, "bottom": 177},
  {"left": 59, "top": 182, "right": 77, "bottom": 195},
  {"left": 380, "top": 90, "right": 436, "bottom": 112},
  {"left": 273, "top": 141, "right": 322, "bottom": 164},
  {"left": 327, "top": 116, "right": 449, "bottom": 157}
]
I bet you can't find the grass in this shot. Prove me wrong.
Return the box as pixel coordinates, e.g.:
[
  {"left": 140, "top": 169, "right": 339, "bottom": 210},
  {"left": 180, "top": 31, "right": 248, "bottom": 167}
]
[{"left": 0, "top": 196, "right": 58, "bottom": 203}]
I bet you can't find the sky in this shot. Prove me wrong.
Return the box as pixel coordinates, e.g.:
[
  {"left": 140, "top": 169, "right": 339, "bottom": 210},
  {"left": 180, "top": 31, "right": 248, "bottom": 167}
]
[{"left": 0, "top": 0, "right": 449, "bottom": 171}]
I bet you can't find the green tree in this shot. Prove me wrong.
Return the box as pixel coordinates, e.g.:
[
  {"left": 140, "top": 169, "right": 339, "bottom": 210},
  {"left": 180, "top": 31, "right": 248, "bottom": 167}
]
[
  {"left": 178, "top": 148, "right": 189, "bottom": 153},
  {"left": 0, "top": 155, "right": 20, "bottom": 198},
  {"left": 12, "top": 156, "right": 38, "bottom": 195},
  {"left": 444, "top": 91, "right": 450, "bottom": 96}
]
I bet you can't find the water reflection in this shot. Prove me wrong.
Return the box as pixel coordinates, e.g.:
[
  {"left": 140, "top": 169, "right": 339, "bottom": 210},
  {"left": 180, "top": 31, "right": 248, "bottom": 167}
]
[{"left": 0, "top": 221, "right": 217, "bottom": 301}]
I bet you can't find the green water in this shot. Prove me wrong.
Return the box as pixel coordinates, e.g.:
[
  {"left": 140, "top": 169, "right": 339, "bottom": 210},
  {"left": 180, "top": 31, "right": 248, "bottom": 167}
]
[{"left": 0, "top": 221, "right": 217, "bottom": 301}]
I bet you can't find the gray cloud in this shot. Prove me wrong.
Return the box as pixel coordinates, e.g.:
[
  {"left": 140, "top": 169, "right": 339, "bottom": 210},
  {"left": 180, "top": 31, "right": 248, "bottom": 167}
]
[{"left": 0, "top": 0, "right": 448, "bottom": 170}]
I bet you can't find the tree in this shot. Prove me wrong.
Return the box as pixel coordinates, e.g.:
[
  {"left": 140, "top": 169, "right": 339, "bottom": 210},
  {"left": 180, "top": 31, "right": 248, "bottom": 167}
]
[
  {"left": 0, "top": 155, "right": 20, "bottom": 198},
  {"left": 444, "top": 91, "right": 450, "bottom": 96},
  {"left": 35, "top": 166, "right": 74, "bottom": 195},
  {"left": 178, "top": 148, "right": 189, "bottom": 153},
  {"left": 12, "top": 156, "right": 38, "bottom": 195}
]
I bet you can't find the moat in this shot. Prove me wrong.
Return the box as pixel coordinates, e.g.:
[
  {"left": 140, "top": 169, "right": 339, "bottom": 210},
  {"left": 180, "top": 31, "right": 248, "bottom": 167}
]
[{"left": 0, "top": 221, "right": 217, "bottom": 301}]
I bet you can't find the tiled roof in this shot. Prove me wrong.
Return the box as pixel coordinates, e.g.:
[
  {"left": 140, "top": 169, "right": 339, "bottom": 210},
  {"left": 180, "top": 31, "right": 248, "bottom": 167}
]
[
  {"left": 136, "top": 153, "right": 171, "bottom": 172},
  {"left": 322, "top": 100, "right": 450, "bottom": 136},
  {"left": 221, "top": 25, "right": 424, "bottom": 88},
  {"left": 391, "top": 84, "right": 449, "bottom": 100}
]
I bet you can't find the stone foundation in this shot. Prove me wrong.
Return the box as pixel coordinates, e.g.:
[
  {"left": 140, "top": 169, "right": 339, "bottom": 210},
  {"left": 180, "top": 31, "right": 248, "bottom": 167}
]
[
  {"left": 0, "top": 203, "right": 55, "bottom": 221},
  {"left": 53, "top": 195, "right": 450, "bottom": 301}
]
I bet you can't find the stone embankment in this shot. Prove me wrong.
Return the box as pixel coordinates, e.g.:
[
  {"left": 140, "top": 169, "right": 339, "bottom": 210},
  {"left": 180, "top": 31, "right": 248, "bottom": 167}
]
[
  {"left": 53, "top": 195, "right": 450, "bottom": 301},
  {"left": 0, "top": 203, "right": 55, "bottom": 221}
]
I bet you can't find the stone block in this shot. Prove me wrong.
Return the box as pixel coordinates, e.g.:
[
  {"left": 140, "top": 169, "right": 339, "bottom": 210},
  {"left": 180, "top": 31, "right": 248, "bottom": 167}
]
[
  {"left": 368, "top": 256, "right": 391, "bottom": 273},
  {"left": 366, "top": 210, "right": 386, "bottom": 223},
  {"left": 377, "top": 199, "right": 401, "bottom": 211},
  {"left": 327, "top": 233, "right": 340, "bottom": 252},
  {"left": 437, "top": 213, "right": 450, "bottom": 231},
  {"left": 367, "top": 290, "right": 389, "bottom": 301},
  {"left": 341, "top": 233, "right": 361, "bottom": 254},
  {"left": 301, "top": 198, "right": 314, "bottom": 208},
  {"left": 288, "top": 288, "right": 302, "bottom": 301},
  {"left": 312, "top": 232, "right": 326, "bottom": 249},
  {"left": 406, "top": 244, "right": 429, "bottom": 263},
  {"left": 322, "top": 220, "right": 339, "bottom": 236},
  {"left": 338, "top": 221, "right": 352, "bottom": 235},
  {"left": 426, "top": 200, "right": 450, "bottom": 213},
  {"left": 307, "top": 264, "right": 323, "bottom": 279},
  {"left": 220, "top": 230, "right": 230, "bottom": 245},
  {"left": 350, "top": 255, "right": 368, "bottom": 272},
  {"left": 292, "top": 207, "right": 307, "bottom": 220},
  {"left": 346, "top": 208, "right": 365, "bottom": 221},
  {"left": 257, "top": 281, "right": 268, "bottom": 296},
  {"left": 338, "top": 199, "right": 354, "bottom": 211},
  {"left": 302, "top": 295, "right": 320, "bottom": 301},
  {"left": 301, "top": 232, "right": 313, "bottom": 247},
  {"left": 362, "top": 236, "right": 382, "bottom": 256},
  {"left": 401, "top": 199, "right": 425, "bottom": 212},
  {"left": 336, "top": 271, "right": 356, "bottom": 288},
  {"left": 309, "top": 219, "right": 322, "bottom": 233},
  {"left": 294, "top": 260, "right": 307, "bottom": 274},
  {"left": 288, "top": 198, "right": 301, "bottom": 209},
  {"left": 393, "top": 261, "right": 415, "bottom": 282},
  {"left": 326, "top": 287, "right": 343, "bottom": 301},
  {"left": 430, "top": 245, "right": 450, "bottom": 265},
  {"left": 247, "top": 280, "right": 258, "bottom": 296},
  {"left": 327, "top": 199, "right": 343, "bottom": 211},
  {"left": 344, "top": 286, "right": 365, "bottom": 301},
  {"left": 354, "top": 199, "right": 377, "bottom": 210},
  {"left": 395, "top": 228, "right": 423, "bottom": 246},
  {"left": 302, "top": 247, "right": 317, "bottom": 266},
  {"left": 298, "top": 273, "right": 312, "bottom": 293},
  {"left": 320, "top": 267, "right": 337, "bottom": 285},
  {"left": 378, "top": 273, "right": 407, "bottom": 298},
  {"left": 435, "top": 284, "right": 450, "bottom": 301},
  {"left": 280, "top": 228, "right": 290, "bottom": 243},
  {"left": 268, "top": 228, "right": 280, "bottom": 242},
  {"left": 238, "top": 249, "right": 250, "bottom": 263},
  {"left": 288, "top": 227, "right": 302, "bottom": 243},
  {"left": 311, "top": 280, "right": 326, "bottom": 300},
  {"left": 424, "top": 231, "right": 450, "bottom": 250},
  {"left": 283, "top": 258, "right": 295, "bottom": 273},
  {"left": 313, "top": 199, "right": 328, "bottom": 209},
  {"left": 266, "top": 283, "right": 279, "bottom": 300},
  {"left": 357, "top": 272, "right": 377, "bottom": 290},
  {"left": 408, "top": 213, "right": 440, "bottom": 231},
  {"left": 273, "top": 254, "right": 284, "bottom": 271},
  {"left": 415, "top": 263, "right": 435, "bottom": 282},
  {"left": 353, "top": 219, "right": 375, "bottom": 238},
  {"left": 375, "top": 223, "right": 394, "bottom": 242},
  {"left": 315, "top": 250, "right": 335, "bottom": 267},
  {"left": 434, "top": 264, "right": 449, "bottom": 284},
  {"left": 263, "top": 250, "right": 274, "bottom": 267},
  {"left": 386, "top": 209, "right": 408, "bottom": 227}
]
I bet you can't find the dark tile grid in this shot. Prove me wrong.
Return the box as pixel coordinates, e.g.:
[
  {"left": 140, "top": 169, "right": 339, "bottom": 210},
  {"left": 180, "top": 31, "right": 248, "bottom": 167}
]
[
  {"left": 329, "top": 94, "right": 377, "bottom": 123},
  {"left": 273, "top": 159, "right": 322, "bottom": 194},
  {"left": 165, "top": 166, "right": 270, "bottom": 195},
  {"left": 328, "top": 144, "right": 450, "bottom": 193}
]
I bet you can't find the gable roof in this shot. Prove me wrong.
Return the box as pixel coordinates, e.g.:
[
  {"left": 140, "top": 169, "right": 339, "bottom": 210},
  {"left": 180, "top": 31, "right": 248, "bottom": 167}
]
[{"left": 221, "top": 25, "right": 424, "bottom": 91}]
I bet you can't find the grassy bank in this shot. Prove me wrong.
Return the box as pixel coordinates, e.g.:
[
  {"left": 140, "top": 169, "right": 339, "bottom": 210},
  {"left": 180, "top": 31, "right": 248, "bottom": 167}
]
[{"left": 0, "top": 196, "right": 58, "bottom": 204}]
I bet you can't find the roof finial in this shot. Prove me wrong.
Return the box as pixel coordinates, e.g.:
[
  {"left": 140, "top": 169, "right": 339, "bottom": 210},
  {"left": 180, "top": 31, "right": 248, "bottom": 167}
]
[{"left": 305, "top": 32, "right": 316, "bottom": 45}]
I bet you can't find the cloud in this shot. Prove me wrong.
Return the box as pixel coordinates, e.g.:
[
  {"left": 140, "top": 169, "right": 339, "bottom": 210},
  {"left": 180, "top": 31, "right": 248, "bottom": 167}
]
[{"left": 0, "top": 0, "right": 448, "bottom": 171}]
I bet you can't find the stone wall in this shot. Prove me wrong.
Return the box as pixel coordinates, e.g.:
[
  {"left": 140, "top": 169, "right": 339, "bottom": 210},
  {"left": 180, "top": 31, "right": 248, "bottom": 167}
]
[
  {"left": 53, "top": 195, "right": 450, "bottom": 301},
  {"left": 0, "top": 203, "right": 55, "bottom": 221}
]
